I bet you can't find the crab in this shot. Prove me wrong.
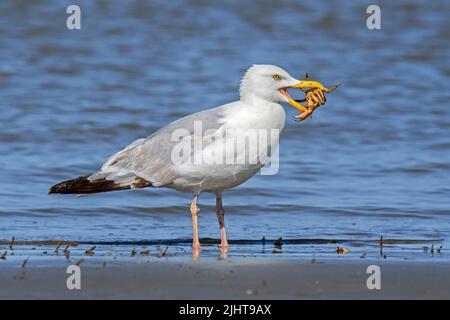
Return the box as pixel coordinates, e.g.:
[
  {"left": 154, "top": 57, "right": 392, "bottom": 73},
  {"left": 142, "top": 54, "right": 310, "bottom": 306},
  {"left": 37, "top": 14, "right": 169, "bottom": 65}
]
[{"left": 291, "top": 74, "right": 340, "bottom": 122}]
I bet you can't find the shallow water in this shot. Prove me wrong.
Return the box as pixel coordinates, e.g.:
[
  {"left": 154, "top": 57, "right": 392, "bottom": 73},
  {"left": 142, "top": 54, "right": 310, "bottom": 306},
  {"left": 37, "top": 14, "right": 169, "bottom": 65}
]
[{"left": 0, "top": 1, "right": 449, "bottom": 260}]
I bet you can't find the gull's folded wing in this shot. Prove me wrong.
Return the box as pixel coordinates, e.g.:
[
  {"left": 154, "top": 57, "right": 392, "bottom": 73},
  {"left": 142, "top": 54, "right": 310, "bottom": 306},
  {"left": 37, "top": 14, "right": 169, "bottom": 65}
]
[{"left": 89, "top": 103, "right": 235, "bottom": 187}]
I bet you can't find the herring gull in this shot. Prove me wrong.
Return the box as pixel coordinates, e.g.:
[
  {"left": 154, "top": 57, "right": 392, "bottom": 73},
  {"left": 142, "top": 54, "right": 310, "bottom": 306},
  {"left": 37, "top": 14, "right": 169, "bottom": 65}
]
[{"left": 49, "top": 64, "right": 327, "bottom": 255}]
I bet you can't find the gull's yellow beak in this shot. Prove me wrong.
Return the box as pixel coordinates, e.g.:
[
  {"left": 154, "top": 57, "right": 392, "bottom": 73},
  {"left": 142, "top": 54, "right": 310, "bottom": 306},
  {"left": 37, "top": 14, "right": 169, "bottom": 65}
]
[
  {"left": 278, "top": 80, "right": 325, "bottom": 113},
  {"left": 289, "top": 80, "right": 325, "bottom": 90}
]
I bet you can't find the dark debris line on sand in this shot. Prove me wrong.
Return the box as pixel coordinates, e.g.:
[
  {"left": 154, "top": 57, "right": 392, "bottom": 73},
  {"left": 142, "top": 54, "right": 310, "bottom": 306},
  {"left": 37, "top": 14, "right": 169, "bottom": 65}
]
[
  {"left": 0, "top": 235, "right": 444, "bottom": 262},
  {"left": 0, "top": 240, "right": 80, "bottom": 246}
]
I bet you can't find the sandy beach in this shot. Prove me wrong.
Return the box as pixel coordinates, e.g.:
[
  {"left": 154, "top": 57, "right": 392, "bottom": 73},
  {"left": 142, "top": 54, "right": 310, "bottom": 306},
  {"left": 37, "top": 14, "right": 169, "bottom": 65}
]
[{"left": 1, "top": 252, "right": 449, "bottom": 299}]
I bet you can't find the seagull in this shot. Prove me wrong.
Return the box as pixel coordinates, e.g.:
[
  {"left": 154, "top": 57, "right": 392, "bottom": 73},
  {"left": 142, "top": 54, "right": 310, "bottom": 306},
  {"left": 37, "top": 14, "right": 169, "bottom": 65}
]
[{"left": 49, "top": 65, "right": 326, "bottom": 255}]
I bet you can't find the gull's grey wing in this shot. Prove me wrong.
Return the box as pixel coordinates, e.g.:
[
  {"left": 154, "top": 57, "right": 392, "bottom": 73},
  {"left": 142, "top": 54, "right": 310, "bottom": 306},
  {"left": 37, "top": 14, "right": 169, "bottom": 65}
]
[{"left": 88, "top": 104, "right": 231, "bottom": 187}]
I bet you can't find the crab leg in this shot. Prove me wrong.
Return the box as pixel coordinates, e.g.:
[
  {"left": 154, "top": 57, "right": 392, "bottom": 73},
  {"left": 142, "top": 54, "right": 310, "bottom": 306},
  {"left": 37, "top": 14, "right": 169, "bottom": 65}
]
[
  {"left": 321, "top": 84, "right": 340, "bottom": 93},
  {"left": 294, "top": 84, "right": 340, "bottom": 122}
]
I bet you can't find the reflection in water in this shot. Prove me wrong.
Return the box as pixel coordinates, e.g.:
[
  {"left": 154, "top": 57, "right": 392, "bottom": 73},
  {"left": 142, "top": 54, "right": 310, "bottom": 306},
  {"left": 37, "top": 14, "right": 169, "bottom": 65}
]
[{"left": 191, "top": 246, "right": 228, "bottom": 262}]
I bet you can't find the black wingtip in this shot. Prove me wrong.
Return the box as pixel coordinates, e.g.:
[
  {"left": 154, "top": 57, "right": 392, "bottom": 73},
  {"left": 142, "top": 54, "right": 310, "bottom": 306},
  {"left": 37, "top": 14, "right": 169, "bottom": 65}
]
[
  {"left": 48, "top": 186, "right": 58, "bottom": 195},
  {"left": 48, "top": 182, "right": 66, "bottom": 195},
  {"left": 48, "top": 176, "right": 88, "bottom": 195}
]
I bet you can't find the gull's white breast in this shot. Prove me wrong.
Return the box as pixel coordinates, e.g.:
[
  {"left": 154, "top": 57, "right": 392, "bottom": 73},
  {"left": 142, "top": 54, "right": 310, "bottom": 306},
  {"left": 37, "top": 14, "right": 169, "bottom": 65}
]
[{"left": 170, "top": 101, "right": 286, "bottom": 193}]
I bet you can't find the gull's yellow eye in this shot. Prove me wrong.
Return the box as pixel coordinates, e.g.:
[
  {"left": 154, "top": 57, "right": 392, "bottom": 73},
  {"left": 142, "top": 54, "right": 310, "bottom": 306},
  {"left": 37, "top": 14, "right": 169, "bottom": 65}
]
[{"left": 272, "top": 74, "right": 282, "bottom": 81}]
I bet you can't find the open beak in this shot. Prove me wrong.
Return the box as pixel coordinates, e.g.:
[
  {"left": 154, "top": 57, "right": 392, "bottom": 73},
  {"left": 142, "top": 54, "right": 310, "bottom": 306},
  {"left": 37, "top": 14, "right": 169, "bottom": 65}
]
[{"left": 278, "top": 80, "right": 325, "bottom": 113}]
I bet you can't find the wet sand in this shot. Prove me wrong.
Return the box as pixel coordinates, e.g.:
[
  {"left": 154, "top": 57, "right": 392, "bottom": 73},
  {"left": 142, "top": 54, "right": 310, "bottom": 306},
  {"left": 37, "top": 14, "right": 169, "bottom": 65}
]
[{"left": 1, "top": 257, "right": 449, "bottom": 299}]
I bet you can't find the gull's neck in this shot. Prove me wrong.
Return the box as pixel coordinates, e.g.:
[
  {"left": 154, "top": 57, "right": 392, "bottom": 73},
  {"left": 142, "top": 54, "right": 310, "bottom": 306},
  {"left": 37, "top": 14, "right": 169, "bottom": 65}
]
[
  {"left": 237, "top": 90, "right": 286, "bottom": 132},
  {"left": 239, "top": 92, "right": 278, "bottom": 109}
]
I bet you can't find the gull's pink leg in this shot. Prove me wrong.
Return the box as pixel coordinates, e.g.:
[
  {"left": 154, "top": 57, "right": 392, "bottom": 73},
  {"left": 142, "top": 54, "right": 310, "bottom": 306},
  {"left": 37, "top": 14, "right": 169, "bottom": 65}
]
[
  {"left": 215, "top": 193, "right": 229, "bottom": 250},
  {"left": 190, "top": 195, "right": 201, "bottom": 254}
]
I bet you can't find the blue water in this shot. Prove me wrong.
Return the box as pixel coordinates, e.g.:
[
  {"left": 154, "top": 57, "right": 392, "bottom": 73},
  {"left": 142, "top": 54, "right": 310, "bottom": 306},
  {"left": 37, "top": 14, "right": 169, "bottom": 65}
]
[{"left": 0, "top": 1, "right": 449, "bottom": 259}]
